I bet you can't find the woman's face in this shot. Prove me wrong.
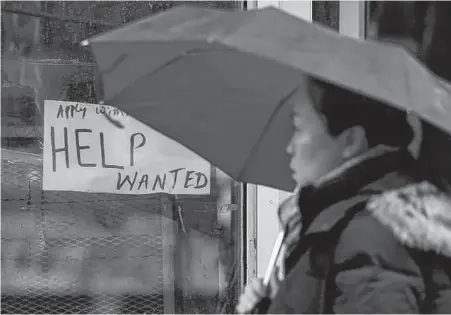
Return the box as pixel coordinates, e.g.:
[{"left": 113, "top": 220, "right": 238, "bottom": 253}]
[{"left": 286, "top": 94, "right": 348, "bottom": 188}]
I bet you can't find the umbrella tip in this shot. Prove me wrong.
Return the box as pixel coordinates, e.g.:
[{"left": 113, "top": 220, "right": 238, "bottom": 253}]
[{"left": 81, "top": 39, "right": 89, "bottom": 47}]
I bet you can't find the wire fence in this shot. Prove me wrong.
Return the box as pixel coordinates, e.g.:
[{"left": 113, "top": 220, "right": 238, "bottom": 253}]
[{"left": 1, "top": 157, "right": 167, "bottom": 314}]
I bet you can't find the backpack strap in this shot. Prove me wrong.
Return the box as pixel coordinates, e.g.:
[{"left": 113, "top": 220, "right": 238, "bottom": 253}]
[
  {"left": 316, "top": 192, "right": 374, "bottom": 314},
  {"left": 409, "top": 249, "right": 451, "bottom": 313}
]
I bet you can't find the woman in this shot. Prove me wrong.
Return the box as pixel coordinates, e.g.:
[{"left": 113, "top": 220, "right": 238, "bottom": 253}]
[{"left": 236, "top": 79, "right": 451, "bottom": 314}]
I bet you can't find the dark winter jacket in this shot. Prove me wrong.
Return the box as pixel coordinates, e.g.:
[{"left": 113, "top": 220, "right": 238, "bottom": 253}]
[{"left": 267, "top": 147, "right": 451, "bottom": 314}]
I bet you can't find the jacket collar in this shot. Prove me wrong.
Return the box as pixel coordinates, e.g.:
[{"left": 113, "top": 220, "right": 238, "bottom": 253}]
[
  {"left": 367, "top": 181, "right": 451, "bottom": 258},
  {"left": 298, "top": 145, "right": 416, "bottom": 235}
]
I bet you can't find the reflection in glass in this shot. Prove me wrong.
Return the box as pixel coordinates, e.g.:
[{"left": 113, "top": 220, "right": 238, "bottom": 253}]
[
  {"left": 365, "top": 2, "right": 451, "bottom": 81},
  {"left": 313, "top": 1, "right": 339, "bottom": 31},
  {"left": 1, "top": 2, "right": 244, "bottom": 313}
]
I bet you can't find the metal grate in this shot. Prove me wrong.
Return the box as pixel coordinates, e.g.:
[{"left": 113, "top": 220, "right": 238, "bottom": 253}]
[{"left": 1, "top": 157, "right": 166, "bottom": 314}]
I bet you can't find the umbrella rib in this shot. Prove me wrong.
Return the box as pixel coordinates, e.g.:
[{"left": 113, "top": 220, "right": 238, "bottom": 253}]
[
  {"left": 237, "top": 85, "right": 302, "bottom": 182},
  {"left": 103, "top": 51, "right": 188, "bottom": 103},
  {"left": 98, "top": 54, "right": 127, "bottom": 76},
  {"left": 402, "top": 51, "right": 414, "bottom": 115},
  {"left": 105, "top": 47, "right": 233, "bottom": 102}
]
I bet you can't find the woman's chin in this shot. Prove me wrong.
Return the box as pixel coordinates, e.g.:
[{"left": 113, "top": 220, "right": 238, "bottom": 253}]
[{"left": 291, "top": 174, "right": 301, "bottom": 188}]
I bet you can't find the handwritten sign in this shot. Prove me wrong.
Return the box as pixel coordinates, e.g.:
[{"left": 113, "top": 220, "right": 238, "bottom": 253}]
[{"left": 43, "top": 100, "right": 211, "bottom": 195}]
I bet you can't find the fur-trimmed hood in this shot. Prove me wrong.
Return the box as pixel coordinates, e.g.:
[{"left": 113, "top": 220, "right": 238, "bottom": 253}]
[
  {"left": 293, "top": 146, "right": 451, "bottom": 260},
  {"left": 367, "top": 181, "right": 451, "bottom": 258}
]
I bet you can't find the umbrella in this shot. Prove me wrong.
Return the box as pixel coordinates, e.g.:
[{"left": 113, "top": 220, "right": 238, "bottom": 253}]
[{"left": 83, "top": 6, "right": 451, "bottom": 192}]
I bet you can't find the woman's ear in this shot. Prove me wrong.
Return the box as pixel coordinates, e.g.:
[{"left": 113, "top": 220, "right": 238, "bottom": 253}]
[{"left": 340, "top": 126, "right": 368, "bottom": 159}]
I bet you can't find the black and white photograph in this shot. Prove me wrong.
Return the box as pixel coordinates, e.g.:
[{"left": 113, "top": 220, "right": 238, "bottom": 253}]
[{"left": 1, "top": 1, "right": 451, "bottom": 314}]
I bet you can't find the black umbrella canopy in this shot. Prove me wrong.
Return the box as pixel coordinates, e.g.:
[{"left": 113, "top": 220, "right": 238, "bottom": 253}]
[{"left": 84, "top": 6, "right": 451, "bottom": 191}]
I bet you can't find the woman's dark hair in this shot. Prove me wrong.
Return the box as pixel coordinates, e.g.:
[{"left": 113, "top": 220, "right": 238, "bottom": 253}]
[
  {"left": 308, "top": 78, "right": 414, "bottom": 149},
  {"left": 418, "top": 2, "right": 451, "bottom": 193},
  {"left": 419, "top": 122, "right": 451, "bottom": 192}
]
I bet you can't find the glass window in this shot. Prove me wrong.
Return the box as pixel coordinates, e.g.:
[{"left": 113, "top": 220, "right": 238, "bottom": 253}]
[
  {"left": 365, "top": 1, "right": 451, "bottom": 81},
  {"left": 365, "top": 1, "right": 424, "bottom": 55},
  {"left": 313, "top": 1, "right": 339, "bottom": 31},
  {"left": 1, "top": 2, "right": 245, "bottom": 314}
]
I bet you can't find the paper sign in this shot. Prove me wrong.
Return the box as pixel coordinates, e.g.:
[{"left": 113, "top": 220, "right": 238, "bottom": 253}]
[{"left": 43, "top": 100, "right": 211, "bottom": 195}]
